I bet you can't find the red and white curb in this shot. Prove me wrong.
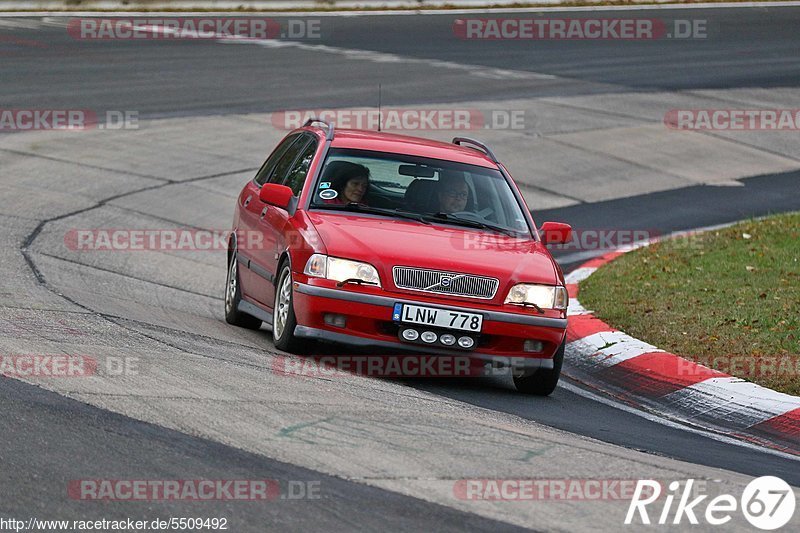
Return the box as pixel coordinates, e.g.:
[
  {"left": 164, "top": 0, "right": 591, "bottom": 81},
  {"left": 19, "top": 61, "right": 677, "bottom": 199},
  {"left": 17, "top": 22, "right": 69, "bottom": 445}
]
[{"left": 564, "top": 250, "right": 800, "bottom": 456}]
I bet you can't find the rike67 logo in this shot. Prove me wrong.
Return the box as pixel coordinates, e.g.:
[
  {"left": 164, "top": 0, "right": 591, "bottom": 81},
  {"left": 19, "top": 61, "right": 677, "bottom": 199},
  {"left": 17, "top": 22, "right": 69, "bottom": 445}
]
[{"left": 626, "top": 477, "right": 796, "bottom": 530}]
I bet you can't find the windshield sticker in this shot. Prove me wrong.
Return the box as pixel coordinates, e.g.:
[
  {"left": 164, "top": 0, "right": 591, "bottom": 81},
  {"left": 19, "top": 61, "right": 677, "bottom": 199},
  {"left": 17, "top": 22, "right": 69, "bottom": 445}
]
[
  {"left": 319, "top": 181, "right": 331, "bottom": 189},
  {"left": 319, "top": 189, "right": 338, "bottom": 200}
]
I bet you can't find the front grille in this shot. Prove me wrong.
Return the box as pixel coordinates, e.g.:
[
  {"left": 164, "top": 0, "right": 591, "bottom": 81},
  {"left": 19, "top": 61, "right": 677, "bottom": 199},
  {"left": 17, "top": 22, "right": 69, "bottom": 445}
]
[{"left": 392, "top": 266, "right": 499, "bottom": 299}]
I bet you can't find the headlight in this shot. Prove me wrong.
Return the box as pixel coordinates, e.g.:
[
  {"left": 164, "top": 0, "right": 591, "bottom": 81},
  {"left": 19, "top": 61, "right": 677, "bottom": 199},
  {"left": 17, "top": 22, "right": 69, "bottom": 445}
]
[
  {"left": 504, "top": 284, "right": 568, "bottom": 310},
  {"left": 303, "top": 254, "right": 381, "bottom": 287}
]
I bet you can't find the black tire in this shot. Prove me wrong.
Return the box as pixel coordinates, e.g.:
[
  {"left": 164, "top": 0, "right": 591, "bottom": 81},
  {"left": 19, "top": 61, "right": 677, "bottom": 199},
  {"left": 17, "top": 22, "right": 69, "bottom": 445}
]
[
  {"left": 224, "top": 251, "right": 262, "bottom": 330},
  {"left": 272, "top": 262, "right": 308, "bottom": 353},
  {"left": 513, "top": 338, "right": 565, "bottom": 396}
]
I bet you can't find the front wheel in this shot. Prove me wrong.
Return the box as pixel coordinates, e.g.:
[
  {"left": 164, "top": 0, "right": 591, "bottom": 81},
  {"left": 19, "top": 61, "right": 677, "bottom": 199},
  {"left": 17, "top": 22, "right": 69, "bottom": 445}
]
[
  {"left": 513, "top": 338, "right": 565, "bottom": 396},
  {"left": 272, "top": 263, "right": 307, "bottom": 353}
]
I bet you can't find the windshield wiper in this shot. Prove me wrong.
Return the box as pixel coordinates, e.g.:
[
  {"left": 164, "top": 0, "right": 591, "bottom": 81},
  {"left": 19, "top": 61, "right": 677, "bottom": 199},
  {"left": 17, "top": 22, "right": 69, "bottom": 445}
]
[
  {"left": 425, "top": 212, "right": 520, "bottom": 237},
  {"left": 318, "top": 203, "right": 431, "bottom": 225},
  {"left": 519, "top": 302, "right": 545, "bottom": 314},
  {"left": 393, "top": 207, "right": 433, "bottom": 224},
  {"left": 336, "top": 278, "right": 379, "bottom": 288}
]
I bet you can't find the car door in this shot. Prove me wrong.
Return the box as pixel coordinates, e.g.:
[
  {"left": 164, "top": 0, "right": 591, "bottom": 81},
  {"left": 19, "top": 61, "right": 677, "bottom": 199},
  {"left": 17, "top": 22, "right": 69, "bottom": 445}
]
[
  {"left": 255, "top": 134, "right": 319, "bottom": 309},
  {"left": 237, "top": 133, "right": 304, "bottom": 306}
]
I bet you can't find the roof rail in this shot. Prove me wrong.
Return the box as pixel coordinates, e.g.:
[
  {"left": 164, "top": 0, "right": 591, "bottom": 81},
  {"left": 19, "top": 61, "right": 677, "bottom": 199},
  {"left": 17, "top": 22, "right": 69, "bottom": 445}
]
[
  {"left": 452, "top": 137, "right": 498, "bottom": 163},
  {"left": 303, "top": 118, "right": 335, "bottom": 141}
]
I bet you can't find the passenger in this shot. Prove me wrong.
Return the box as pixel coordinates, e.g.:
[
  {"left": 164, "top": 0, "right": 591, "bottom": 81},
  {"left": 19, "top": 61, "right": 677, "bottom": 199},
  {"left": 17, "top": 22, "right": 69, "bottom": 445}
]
[
  {"left": 323, "top": 161, "right": 370, "bottom": 205},
  {"left": 436, "top": 172, "right": 470, "bottom": 214}
]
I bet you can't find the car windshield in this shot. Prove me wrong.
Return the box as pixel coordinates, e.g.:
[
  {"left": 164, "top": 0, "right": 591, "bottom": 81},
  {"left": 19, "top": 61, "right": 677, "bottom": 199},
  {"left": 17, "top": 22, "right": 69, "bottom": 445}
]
[{"left": 309, "top": 148, "right": 531, "bottom": 235}]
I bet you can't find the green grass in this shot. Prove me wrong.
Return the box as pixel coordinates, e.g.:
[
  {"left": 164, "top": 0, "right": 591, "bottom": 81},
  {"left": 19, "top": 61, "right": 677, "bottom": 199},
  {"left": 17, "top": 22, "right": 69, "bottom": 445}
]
[{"left": 580, "top": 212, "right": 800, "bottom": 396}]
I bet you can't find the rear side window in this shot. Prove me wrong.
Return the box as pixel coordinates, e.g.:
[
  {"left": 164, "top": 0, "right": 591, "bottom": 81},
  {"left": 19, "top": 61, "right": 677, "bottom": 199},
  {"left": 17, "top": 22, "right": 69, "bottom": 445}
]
[
  {"left": 267, "top": 136, "right": 311, "bottom": 186},
  {"left": 283, "top": 140, "right": 318, "bottom": 196},
  {"left": 254, "top": 134, "right": 302, "bottom": 186}
]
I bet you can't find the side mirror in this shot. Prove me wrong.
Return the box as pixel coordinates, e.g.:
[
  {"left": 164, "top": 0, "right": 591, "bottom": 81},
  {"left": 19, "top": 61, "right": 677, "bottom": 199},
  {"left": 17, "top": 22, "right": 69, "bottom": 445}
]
[
  {"left": 258, "top": 183, "right": 293, "bottom": 210},
  {"left": 540, "top": 222, "right": 572, "bottom": 245}
]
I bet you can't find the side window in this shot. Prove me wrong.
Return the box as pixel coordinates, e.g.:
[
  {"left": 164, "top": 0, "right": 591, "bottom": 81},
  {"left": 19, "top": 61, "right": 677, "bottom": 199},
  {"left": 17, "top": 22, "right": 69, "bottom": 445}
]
[
  {"left": 267, "top": 136, "right": 310, "bottom": 186},
  {"left": 283, "top": 140, "right": 318, "bottom": 196},
  {"left": 254, "top": 134, "right": 301, "bottom": 186}
]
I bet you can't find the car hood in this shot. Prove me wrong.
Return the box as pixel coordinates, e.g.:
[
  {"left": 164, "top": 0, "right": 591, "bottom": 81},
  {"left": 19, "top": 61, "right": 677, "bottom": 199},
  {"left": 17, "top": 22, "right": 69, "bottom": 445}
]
[{"left": 307, "top": 211, "right": 559, "bottom": 303}]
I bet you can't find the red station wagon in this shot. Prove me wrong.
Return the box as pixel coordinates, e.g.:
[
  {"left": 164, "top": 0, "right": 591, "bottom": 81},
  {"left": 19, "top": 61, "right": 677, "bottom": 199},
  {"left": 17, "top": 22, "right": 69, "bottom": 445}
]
[{"left": 225, "top": 119, "right": 572, "bottom": 395}]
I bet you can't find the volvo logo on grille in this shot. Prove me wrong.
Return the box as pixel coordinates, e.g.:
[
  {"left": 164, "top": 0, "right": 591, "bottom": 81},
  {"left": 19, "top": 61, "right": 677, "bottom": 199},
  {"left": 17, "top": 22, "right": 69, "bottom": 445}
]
[
  {"left": 424, "top": 273, "right": 466, "bottom": 291},
  {"left": 393, "top": 266, "right": 499, "bottom": 299}
]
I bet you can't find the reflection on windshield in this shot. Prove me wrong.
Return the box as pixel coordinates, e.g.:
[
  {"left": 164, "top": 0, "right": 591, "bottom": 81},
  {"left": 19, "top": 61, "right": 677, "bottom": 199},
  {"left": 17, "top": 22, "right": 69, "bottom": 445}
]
[{"left": 310, "top": 148, "right": 531, "bottom": 235}]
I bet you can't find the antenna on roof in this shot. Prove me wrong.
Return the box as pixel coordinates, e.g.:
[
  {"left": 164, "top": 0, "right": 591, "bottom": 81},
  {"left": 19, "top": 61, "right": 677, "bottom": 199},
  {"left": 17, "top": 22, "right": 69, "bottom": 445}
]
[{"left": 377, "top": 84, "right": 382, "bottom": 132}]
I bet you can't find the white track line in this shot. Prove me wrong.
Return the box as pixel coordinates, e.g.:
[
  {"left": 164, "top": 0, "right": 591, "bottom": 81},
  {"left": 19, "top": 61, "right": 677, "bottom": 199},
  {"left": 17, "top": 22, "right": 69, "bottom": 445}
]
[
  {"left": 560, "top": 380, "right": 800, "bottom": 463},
  {"left": 105, "top": 22, "right": 558, "bottom": 81},
  {"left": 217, "top": 37, "right": 557, "bottom": 80}
]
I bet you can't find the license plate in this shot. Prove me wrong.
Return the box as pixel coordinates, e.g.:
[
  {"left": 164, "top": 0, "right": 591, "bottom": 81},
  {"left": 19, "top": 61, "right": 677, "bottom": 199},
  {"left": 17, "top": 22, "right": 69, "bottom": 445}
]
[{"left": 392, "top": 303, "right": 483, "bottom": 332}]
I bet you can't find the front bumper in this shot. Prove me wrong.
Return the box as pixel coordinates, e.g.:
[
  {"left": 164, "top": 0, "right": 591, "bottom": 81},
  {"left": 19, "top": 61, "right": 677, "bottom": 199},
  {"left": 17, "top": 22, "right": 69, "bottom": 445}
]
[{"left": 292, "top": 281, "right": 567, "bottom": 368}]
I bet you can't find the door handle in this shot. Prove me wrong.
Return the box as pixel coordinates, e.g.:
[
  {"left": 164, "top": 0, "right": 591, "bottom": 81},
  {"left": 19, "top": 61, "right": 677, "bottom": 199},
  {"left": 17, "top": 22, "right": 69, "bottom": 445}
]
[{"left": 243, "top": 195, "right": 252, "bottom": 208}]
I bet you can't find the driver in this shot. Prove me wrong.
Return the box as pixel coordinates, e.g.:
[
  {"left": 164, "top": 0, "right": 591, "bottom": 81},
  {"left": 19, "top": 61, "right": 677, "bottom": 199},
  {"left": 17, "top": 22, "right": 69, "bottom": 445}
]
[
  {"left": 436, "top": 171, "right": 469, "bottom": 214},
  {"left": 324, "top": 161, "right": 370, "bottom": 205}
]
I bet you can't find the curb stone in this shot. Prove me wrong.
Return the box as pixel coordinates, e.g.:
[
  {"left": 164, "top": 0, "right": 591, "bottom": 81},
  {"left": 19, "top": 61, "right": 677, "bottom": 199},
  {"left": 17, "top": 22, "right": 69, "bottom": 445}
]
[{"left": 564, "top": 246, "right": 800, "bottom": 456}]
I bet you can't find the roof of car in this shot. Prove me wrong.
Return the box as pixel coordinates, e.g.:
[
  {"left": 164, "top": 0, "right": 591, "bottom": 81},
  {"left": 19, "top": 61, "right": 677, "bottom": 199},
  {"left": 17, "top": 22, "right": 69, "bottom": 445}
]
[{"left": 306, "top": 127, "right": 500, "bottom": 169}]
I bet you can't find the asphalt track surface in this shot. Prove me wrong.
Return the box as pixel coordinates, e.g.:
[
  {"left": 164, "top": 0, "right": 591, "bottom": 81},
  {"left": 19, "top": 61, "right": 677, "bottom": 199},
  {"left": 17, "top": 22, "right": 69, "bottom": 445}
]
[
  {"left": 2, "top": 7, "right": 800, "bottom": 116},
  {"left": 2, "top": 6, "right": 800, "bottom": 531}
]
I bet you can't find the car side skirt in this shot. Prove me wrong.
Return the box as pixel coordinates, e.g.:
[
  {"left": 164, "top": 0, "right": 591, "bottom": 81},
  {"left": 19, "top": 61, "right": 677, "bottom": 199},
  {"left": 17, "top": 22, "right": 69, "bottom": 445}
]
[{"left": 238, "top": 299, "right": 273, "bottom": 326}]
